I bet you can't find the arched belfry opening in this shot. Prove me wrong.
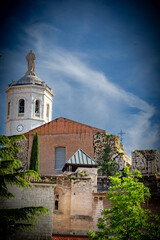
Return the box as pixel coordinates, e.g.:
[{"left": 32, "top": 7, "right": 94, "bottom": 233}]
[
  {"left": 19, "top": 99, "right": 25, "bottom": 113},
  {"left": 35, "top": 100, "right": 40, "bottom": 114}
]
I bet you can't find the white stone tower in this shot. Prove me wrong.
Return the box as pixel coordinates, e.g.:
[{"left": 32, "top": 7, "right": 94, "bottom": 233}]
[{"left": 5, "top": 50, "right": 54, "bottom": 136}]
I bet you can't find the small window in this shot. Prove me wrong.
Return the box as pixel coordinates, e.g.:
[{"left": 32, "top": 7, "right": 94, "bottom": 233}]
[
  {"left": 55, "top": 147, "right": 66, "bottom": 170},
  {"left": 7, "top": 102, "right": 10, "bottom": 116},
  {"left": 46, "top": 104, "right": 49, "bottom": 118},
  {"left": 55, "top": 194, "right": 59, "bottom": 210},
  {"left": 35, "top": 100, "right": 40, "bottom": 113},
  {"left": 55, "top": 200, "right": 59, "bottom": 210},
  {"left": 19, "top": 99, "right": 25, "bottom": 113}
]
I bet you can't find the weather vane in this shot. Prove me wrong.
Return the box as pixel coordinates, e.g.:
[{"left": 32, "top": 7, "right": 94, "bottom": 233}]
[{"left": 118, "top": 129, "right": 126, "bottom": 143}]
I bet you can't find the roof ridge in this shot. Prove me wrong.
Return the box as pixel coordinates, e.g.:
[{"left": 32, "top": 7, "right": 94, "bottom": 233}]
[
  {"left": 25, "top": 117, "right": 105, "bottom": 135},
  {"left": 54, "top": 117, "right": 105, "bottom": 131}
]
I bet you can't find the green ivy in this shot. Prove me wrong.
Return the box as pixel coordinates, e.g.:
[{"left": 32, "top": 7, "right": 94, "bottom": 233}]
[{"left": 98, "top": 145, "right": 119, "bottom": 176}]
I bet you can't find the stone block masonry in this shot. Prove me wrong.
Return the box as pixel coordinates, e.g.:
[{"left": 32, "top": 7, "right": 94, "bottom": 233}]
[
  {"left": 0, "top": 183, "right": 55, "bottom": 240},
  {"left": 1, "top": 167, "right": 160, "bottom": 239}
]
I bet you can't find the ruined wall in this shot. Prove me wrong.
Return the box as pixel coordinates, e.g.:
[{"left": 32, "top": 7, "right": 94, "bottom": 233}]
[
  {"left": 93, "top": 132, "right": 132, "bottom": 171},
  {"left": 0, "top": 183, "right": 54, "bottom": 240},
  {"left": 131, "top": 150, "right": 159, "bottom": 174}
]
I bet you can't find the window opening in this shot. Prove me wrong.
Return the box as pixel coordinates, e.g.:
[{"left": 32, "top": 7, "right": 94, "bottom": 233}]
[
  {"left": 55, "top": 200, "right": 59, "bottom": 210},
  {"left": 19, "top": 99, "right": 25, "bottom": 113},
  {"left": 7, "top": 102, "right": 10, "bottom": 116},
  {"left": 35, "top": 100, "right": 40, "bottom": 113},
  {"left": 55, "top": 194, "right": 59, "bottom": 210},
  {"left": 55, "top": 147, "right": 66, "bottom": 170}
]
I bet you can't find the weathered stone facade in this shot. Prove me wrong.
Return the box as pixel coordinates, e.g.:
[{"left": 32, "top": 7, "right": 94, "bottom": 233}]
[
  {"left": 52, "top": 168, "right": 99, "bottom": 235},
  {"left": 0, "top": 168, "right": 111, "bottom": 239},
  {"left": 131, "top": 150, "right": 159, "bottom": 174},
  {"left": 93, "top": 132, "right": 132, "bottom": 171},
  {"left": 1, "top": 165, "right": 160, "bottom": 239}
]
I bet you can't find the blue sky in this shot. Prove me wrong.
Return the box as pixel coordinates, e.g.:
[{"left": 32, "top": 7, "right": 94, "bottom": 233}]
[{"left": 0, "top": 0, "right": 160, "bottom": 157}]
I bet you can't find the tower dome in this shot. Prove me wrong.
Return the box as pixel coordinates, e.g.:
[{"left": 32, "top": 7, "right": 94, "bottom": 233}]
[{"left": 5, "top": 50, "right": 54, "bottom": 136}]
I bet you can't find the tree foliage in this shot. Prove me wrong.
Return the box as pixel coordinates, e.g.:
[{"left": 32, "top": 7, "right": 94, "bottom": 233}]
[
  {"left": 29, "top": 132, "right": 39, "bottom": 174},
  {"left": 98, "top": 146, "right": 119, "bottom": 176},
  {"left": 0, "top": 134, "right": 50, "bottom": 240},
  {"left": 88, "top": 167, "right": 160, "bottom": 240}
]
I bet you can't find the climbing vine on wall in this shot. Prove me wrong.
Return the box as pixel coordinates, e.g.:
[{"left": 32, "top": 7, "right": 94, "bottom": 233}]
[{"left": 98, "top": 145, "right": 119, "bottom": 176}]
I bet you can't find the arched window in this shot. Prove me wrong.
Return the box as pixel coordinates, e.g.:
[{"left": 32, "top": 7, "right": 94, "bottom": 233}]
[
  {"left": 55, "top": 194, "right": 59, "bottom": 210},
  {"left": 19, "top": 99, "right": 25, "bottom": 113},
  {"left": 46, "top": 104, "right": 49, "bottom": 119},
  {"left": 54, "top": 188, "right": 63, "bottom": 212},
  {"left": 35, "top": 100, "right": 40, "bottom": 113}
]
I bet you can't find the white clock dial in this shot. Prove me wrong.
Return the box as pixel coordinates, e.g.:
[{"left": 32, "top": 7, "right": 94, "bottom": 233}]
[{"left": 17, "top": 124, "right": 24, "bottom": 132}]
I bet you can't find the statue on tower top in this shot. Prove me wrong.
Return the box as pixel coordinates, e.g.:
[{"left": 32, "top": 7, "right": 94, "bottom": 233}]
[{"left": 26, "top": 50, "right": 36, "bottom": 75}]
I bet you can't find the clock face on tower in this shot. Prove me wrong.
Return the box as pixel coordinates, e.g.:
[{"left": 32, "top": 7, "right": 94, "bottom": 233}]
[{"left": 17, "top": 124, "right": 24, "bottom": 132}]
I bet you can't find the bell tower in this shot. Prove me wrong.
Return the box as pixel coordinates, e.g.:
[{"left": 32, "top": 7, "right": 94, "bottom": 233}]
[{"left": 5, "top": 50, "right": 54, "bottom": 136}]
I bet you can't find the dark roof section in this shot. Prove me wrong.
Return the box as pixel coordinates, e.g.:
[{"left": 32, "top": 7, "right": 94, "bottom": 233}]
[{"left": 8, "top": 73, "right": 52, "bottom": 91}]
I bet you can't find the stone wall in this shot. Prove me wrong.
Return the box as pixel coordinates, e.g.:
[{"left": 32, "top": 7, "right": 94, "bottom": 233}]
[
  {"left": 52, "top": 177, "right": 71, "bottom": 234},
  {"left": 92, "top": 193, "right": 111, "bottom": 231},
  {"left": 17, "top": 138, "right": 29, "bottom": 170},
  {"left": 1, "top": 168, "right": 160, "bottom": 239},
  {"left": 131, "top": 150, "right": 159, "bottom": 174},
  {"left": 93, "top": 132, "right": 132, "bottom": 171},
  {"left": 0, "top": 183, "right": 54, "bottom": 240},
  {"left": 52, "top": 168, "right": 100, "bottom": 235}
]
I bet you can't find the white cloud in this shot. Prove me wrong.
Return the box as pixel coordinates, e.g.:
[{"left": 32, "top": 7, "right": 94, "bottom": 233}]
[
  {"left": 2, "top": 23, "right": 159, "bottom": 155},
  {"left": 37, "top": 46, "right": 158, "bottom": 154}
]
